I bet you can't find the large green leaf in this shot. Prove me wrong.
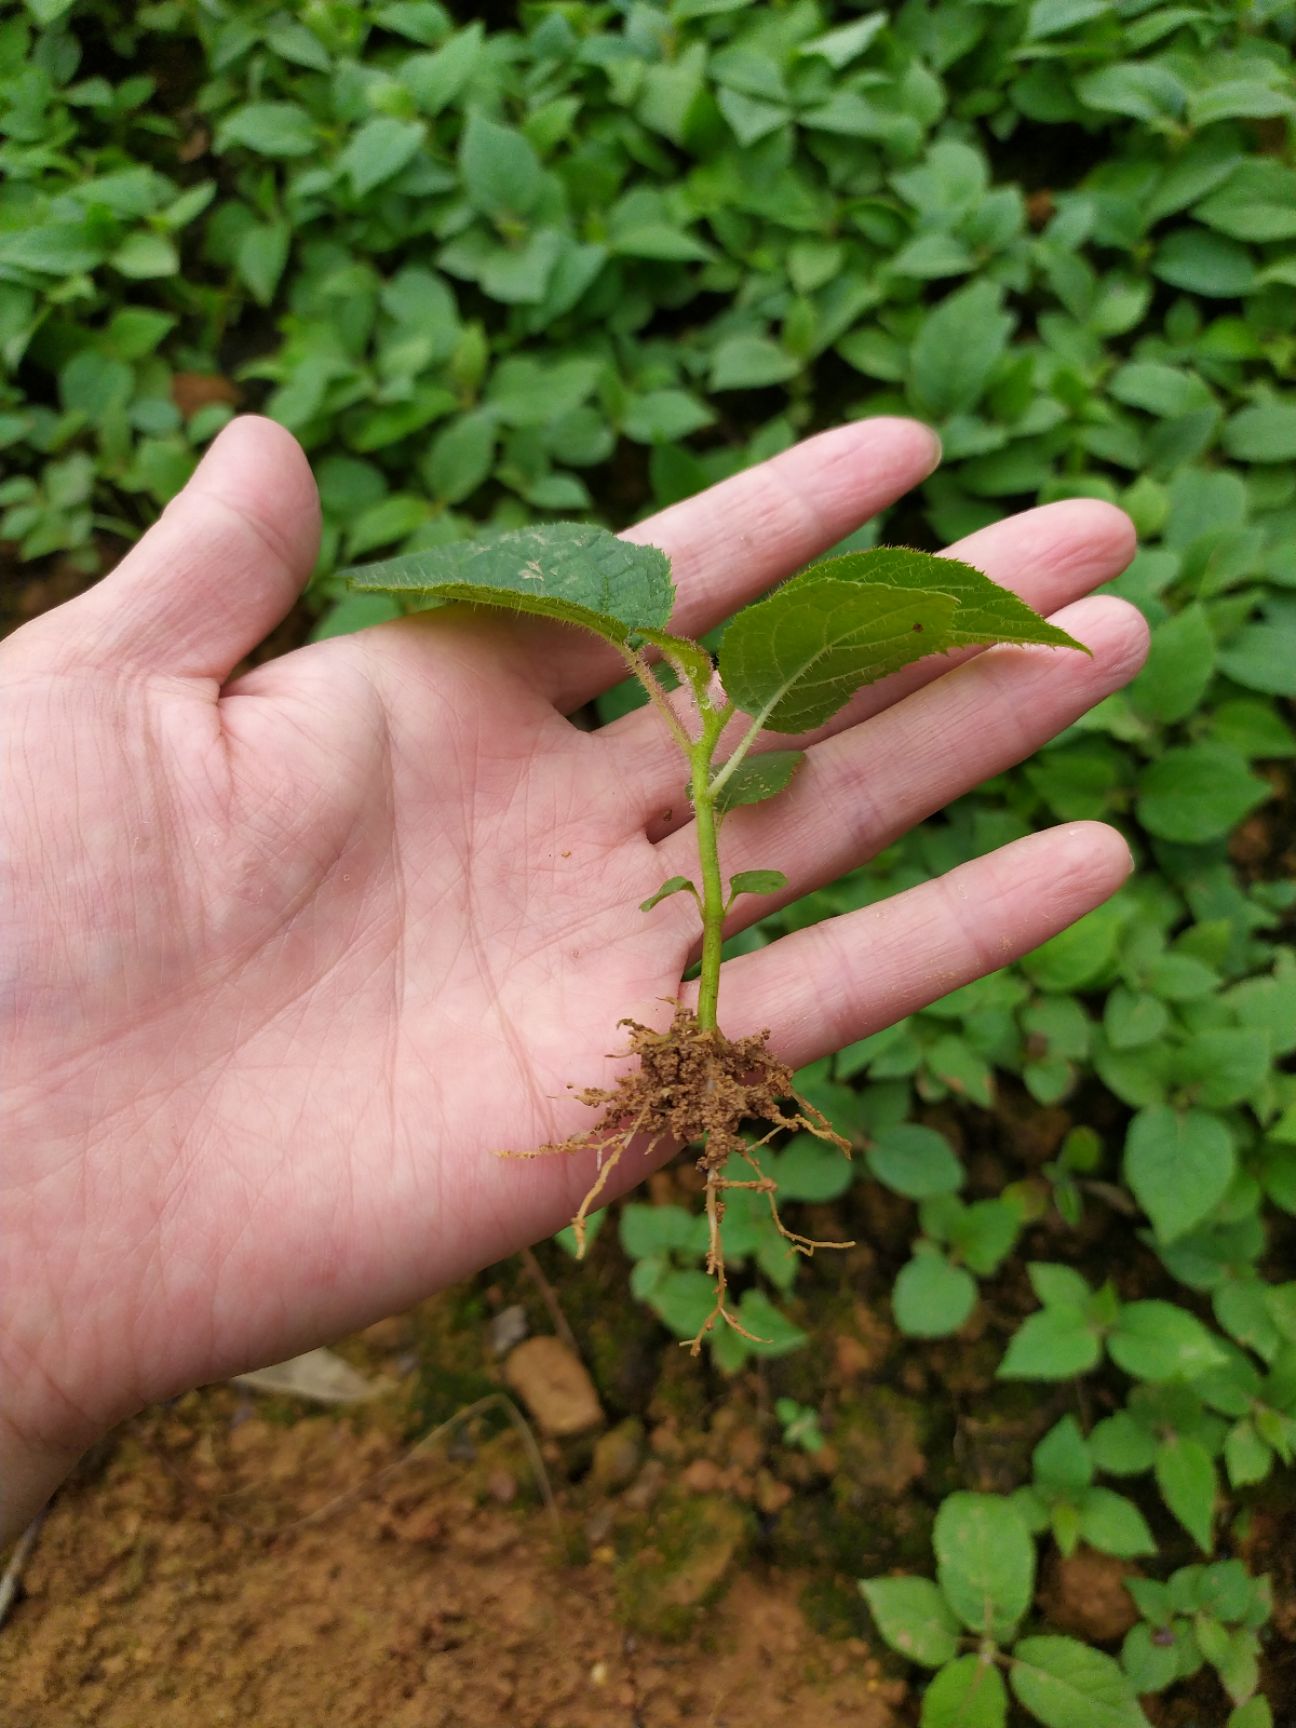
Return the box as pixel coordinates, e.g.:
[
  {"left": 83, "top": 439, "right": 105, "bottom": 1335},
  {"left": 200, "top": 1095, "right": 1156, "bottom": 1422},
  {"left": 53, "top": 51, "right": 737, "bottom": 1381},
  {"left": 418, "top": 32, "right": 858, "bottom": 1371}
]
[
  {"left": 860, "top": 1576, "right": 961, "bottom": 1669},
  {"left": 922, "top": 1656, "right": 1009, "bottom": 1727},
  {"left": 720, "top": 546, "right": 1083, "bottom": 733},
  {"left": 933, "top": 1492, "right": 1035, "bottom": 1642},
  {"left": 1108, "top": 1301, "right": 1227, "bottom": 1382},
  {"left": 345, "top": 523, "right": 674, "bottom": 645},
  {"left": 813, "top": 549, "right": 1087, "bottom": 653},
  {"left": 1125, "top": 1106, "right": 1235, "bottom": 1243},
  {"left": 1010, "top": 1637, "right": 1148, "bottom": 1728},
  {"left": 1155, "top": 1435, "right": 1217, "bottom": 1550},
  {"left": 719, "top": 576, "right": 959, "bottom": 732}
]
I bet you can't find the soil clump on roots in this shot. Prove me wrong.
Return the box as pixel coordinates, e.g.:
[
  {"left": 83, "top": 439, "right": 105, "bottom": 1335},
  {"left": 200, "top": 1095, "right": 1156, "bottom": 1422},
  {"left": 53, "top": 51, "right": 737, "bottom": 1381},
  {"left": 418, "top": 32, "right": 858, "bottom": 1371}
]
[{"left": 507, "top": 1007, "right": 853, "bottom": 1350}]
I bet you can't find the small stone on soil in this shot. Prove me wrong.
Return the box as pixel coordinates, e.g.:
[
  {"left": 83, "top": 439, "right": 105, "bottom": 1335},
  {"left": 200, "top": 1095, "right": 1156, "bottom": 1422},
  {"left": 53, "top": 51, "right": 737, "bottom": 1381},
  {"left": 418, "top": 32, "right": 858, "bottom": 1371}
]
[{"left": 503, "top": 1336, "right": 603, "bottom": 1438}]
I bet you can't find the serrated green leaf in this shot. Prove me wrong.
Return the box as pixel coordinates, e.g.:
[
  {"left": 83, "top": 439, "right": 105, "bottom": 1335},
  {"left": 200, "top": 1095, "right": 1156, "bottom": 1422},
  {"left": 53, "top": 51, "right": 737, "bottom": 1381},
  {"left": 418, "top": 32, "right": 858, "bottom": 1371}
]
[
  {"left": 719, "top": 577, "right": 959, "bottom": 733},
  {"left": 921, "top": 1655, "right": 1009, "bottom": 1727},
  {"left": 860, "top": 1576, "right": 961, "bottom": 1669},
  {"left": 1109, "top": 1302, "right": 1227, "bottom": 1382},
  {"left": 339, "top": 117, "right": 425, "bottom": 197},
  {"left": 1125, "top": 1107, "right": 1236, "bottom": 1244},
  {"left": 998, "top": 1307, "right": 1103, "bottom": 1380},
  {"left": 894, "top": 1252, "right": 978, "bottom": 1338},
  {"left": 868, "top": 1124, "right": 964, "bottom": 1200},
  {"left": 817, "top": 548, "right": 1087, "bottom": 654},
  {"left": 459, "top": 111, "right": 542, "bottom": 217},
  {"left": 1155, "top": 1436, "right": 1217, "bottom": 1550},
  {"left": 1011, "top": 1636, "right": 1149, "bottom": 1728},
  {"left": 345, "top": 523, "right": 674, "bottom": 645},
  {"left": 217, "top": 102, "right": 318, "bottom": 158},
  {"left": 934, "top": 1492, "right": 1035, "bottom": 1642},
  {"left": 1079, "top": 1489, "right": 1157, "bottom": 1558},
  {"left": 1137, "top": 744, "right": 1270, "bottom": 844},
  {"left": 765, "top": 1132, "right": 853, "bottom": 1203}
]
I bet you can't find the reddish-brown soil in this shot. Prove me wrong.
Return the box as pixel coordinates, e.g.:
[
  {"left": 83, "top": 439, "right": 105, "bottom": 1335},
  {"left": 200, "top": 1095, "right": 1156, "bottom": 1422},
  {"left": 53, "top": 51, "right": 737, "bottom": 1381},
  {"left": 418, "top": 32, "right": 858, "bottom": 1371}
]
[{"left": 0, "top": 1381, "right": 900, "bottom": 1728}]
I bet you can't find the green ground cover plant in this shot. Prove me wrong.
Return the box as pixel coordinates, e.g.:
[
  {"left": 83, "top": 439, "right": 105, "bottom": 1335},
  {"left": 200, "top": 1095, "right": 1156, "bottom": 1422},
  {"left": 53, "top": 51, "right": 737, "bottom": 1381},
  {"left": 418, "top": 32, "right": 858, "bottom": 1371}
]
[{"left": 2, "top": 0, "right": 1294, "bottom": 1720}]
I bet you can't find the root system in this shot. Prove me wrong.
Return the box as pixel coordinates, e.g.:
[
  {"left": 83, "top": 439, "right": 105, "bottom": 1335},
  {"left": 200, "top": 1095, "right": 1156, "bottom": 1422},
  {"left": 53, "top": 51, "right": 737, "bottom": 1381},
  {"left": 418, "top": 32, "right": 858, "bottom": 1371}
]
[{"left": 504, "top": 1007, "right": 853, "bottom": 1352}]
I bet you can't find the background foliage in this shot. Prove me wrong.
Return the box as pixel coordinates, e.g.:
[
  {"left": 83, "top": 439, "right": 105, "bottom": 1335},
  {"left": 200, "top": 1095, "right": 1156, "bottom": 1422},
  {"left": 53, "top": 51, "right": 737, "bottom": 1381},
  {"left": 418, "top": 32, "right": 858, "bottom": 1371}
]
[{"left": 2, "top": 0, "right": 1294, "bottom": 1721}]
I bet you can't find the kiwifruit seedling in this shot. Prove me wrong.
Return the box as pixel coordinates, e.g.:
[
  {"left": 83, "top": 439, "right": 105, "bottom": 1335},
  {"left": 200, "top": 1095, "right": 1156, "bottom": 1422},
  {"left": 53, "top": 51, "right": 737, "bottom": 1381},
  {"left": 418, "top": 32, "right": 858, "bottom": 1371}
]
[{"left": 344, "top": 524, "right": 1083, "bottom": 1350}]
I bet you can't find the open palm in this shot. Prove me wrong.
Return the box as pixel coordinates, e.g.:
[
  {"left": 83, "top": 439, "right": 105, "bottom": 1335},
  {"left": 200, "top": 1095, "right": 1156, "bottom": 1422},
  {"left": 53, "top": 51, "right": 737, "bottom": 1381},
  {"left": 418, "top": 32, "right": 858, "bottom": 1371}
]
[{"left": 2, "top": 416, "right": 1146, "bottom": 1529}]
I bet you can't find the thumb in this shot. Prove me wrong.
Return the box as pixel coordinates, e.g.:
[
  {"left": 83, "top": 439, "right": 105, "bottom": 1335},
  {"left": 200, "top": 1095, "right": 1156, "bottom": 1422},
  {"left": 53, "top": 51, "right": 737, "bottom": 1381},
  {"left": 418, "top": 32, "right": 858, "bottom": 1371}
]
[{"left": 38, "top": 416, "right": 320, "bottom": 684}]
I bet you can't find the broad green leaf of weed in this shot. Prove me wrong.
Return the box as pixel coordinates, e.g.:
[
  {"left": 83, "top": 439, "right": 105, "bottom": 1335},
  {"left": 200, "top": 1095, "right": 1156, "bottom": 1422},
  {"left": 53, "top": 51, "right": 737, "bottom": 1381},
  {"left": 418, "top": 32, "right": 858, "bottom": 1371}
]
[
  {"left": 720, "top": 578, "right": 959, "bottom": 733},
  {"left": 639, "top": 876, "right": 697, "bottom": 914},
  {"left": 1109, "top": 1302, "right": 1227, "bottom": 1382},
  {"left": 216, "top": 102, "right": 318, "bottom": 158},
  {"left": 1227, "top": 1695, "right": 1272, "bottom": 1728},
  {"left": 340, "top": 117, "right": 426, "bottom": 198},
  {"left": 1154, "top": 1435, "right": 1217, "bottom": 1551},
  {"left": 920, "top": 1655, "right": 1009, "bottom": 1727},
  {"left": 1010, "top": 1636, "right": 1149, "bottom": 1727},
  {"left": 813, "top": 548, "right": 1087, "bottom": 652},
  {"left": 910, "top": 279, "right": 1014, "bottom": 415},
  {"left": 459, "top": 111, "right": 543, "bottom": 217},
  {"left": 867, "top": 1124, "right": 963, "bottom": 1200},
  {"left": 860, "top": 1577, "right": 961, "bottom": 1669},
  {"left": 1033, "top": 1417, "right": 1093, "bottom": 1494},
  {"left": 999, "top": 1306, "right": 1103, "bottom": 1380},
  {"left": 1130, "top": 604, "right": 1216, "bottom": 724},
  {"left": 346, "top": 523, "right": 673, "bottom": 644},
  {"left": 728, "top": 869, "right": 787, "bottom": 898},
  {"left": 894, "top": 1250, "right": 977, "bottom": 1338},
  {"left": 1137, "top": 744, "right": 1270, "bottom": 844},
  {"left": 934, "top": 1492, "right": 1035, "bottom": 1642},
  {"left": 765, "top": 1132, "right": 854, "bottom": 1203},
  {"left": 1078, "top": 1489, "right": 1156, "bottom": 1559},
  {"left": 1125, "top": 1106, "right": 1236, "bottom": 1244}
]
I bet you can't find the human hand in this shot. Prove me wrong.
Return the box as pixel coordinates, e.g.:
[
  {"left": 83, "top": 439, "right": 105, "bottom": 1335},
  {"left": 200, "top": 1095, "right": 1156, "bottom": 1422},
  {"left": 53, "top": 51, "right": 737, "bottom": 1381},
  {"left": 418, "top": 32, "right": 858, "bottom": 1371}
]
[{"left": 0, "top": 416, "right": 1146, "bottom": 1535}]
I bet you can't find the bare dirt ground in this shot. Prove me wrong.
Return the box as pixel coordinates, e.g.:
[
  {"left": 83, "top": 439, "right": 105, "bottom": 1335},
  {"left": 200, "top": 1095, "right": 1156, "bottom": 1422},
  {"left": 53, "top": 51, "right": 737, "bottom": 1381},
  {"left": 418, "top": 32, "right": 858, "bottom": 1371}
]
[{"left": 0, "top": 1382, "right": 901, "bottom": 1728}]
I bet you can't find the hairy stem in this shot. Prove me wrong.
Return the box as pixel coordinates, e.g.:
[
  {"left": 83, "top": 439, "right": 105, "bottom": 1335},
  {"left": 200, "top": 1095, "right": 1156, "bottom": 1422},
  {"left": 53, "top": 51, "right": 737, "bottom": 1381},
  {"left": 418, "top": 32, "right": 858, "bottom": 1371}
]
[
  {"left": 628, "top": 634, "right": 734, "bottom": 1034},
  {"left": 619, "top": 644, "right": 693, "bottom": 752},
  {"left": 690, "top": 702, "right": 729, "bottom": 1031}
]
